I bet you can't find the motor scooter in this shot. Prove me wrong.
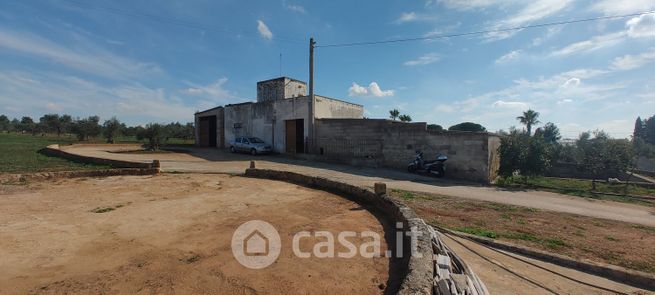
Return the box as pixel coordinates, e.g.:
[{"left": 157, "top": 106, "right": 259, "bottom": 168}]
[{"left": 407, "top": 150, "right": 447, "bottom": 177}]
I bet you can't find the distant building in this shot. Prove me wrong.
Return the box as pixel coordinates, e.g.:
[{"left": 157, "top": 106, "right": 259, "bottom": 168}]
[
  {"left": 194, "top": 77, "right": 363, "bottom": 152},
  {"left": 195, "top": 77, "right": 501, "bottom": 183}
]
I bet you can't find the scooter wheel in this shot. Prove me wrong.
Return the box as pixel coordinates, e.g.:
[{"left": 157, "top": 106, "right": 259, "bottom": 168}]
[
  {"left": 434, "top": 166, "right": 445, "bottom": 178},
  {"left": 408, "top": 165, "right": 417, "bottom": 173}
]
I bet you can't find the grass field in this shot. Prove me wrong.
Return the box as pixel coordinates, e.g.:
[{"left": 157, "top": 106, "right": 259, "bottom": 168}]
[
  {"left": 0, "top": 133, "right": 195, "bottom": 173},
  {"left": 390, "top": 189, "right": 655, "bottom": 273},
  {"left": 496, "top": 176, "right": 655, "bottom": 204}
]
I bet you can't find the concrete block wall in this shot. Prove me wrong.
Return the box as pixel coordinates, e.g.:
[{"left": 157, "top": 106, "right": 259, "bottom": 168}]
[
  {"left": 315, "top": 119, "right": 499, "bottom": 183},
  {"left": 257, "top": 77, "right": 307, "bottom": 102},
  {"left": 315, "top": 95, "right": 364, "bottom": 119}
]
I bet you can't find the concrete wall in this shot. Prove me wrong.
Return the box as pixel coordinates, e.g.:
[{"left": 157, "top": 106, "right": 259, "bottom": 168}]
[
  {"left": 223, "top": 96, "right": 363, "bottom": 153},
  {"left": 224, "top": 98, "right": 310, "bottom": 153},
  {"left": 315, "top": 95, "right": 364, "bottom": 119},
  {"left": 257, "top": 77, "right": 307, "bottom": 102},
  {"left": 314, "top": 119, "right": 499, "bottom": 183},
  {"left": 193, "top": 107, "right": 224, "bottom": 148}
]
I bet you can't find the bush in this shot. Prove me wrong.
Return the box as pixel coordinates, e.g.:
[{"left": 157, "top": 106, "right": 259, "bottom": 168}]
[{"left": 137, "top": 123, "right": 167, "bottom": 150}]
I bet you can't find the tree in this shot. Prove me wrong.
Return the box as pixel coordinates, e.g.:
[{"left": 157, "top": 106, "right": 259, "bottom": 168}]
[
  {"left": 58, "top": 114, "right": 73, "bottom": 136},
  {"left": 448, "top": 122, "right": 486, "bottom": 132},
  {"left": 389, "top": 109, "right": 400, "bottom": 121},
  {"left": 103, "top": 117, "right": 122, "bottom": 143},
  {"left": 137, "top": 123, "right": 167, "bottom": 150},
  {"left": 534, "top": 122, "right": 561, "bottom": 144},
  {"left": 0, "top": 115, "right": 9, "bottom": 132},
  {"left": 633, "top": 117, "right": 645, "bottom": 140},
  {"left": 10, "top": 118, "right": 20, "bottom": 133},
  {"left": 39, "top": 114, "right": 61, "bottom": 135},
  {"left": 184, "top": 122, "right": 195, "bottom": 140},
  {"left": 498, "top": 128, "right": 552, "bottom": 180},
  {"left": 516, "top": 109, "right": 540, "bottom": 136},
  {"left": 20, "top": 116, "right": 36, "bottom": 135},
  {"left": 399, "top": 114, "right": 412, "bottom": 122},
  {"left": 71, "top": 116, "right": 101, "bottom": 141},
  {"left": 427, "top": 124, "right": 443, "bottom": 132},
  {"left": 575, "top": 131, "right": 633, "bottom": 189},
  {"left": 644, "top": 115, "right": 655, "bottom": 145}
]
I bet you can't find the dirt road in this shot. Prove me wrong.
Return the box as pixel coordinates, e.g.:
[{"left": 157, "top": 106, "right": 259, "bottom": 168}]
[
  {"left": 63, "top": 145, "right": 655, "bottom": 227},
  {"left": 0, "top": 174, "right": 390, "bottom": 294},
  {"left": 441, "top": 234, "right": 649, "bottom": 294}
]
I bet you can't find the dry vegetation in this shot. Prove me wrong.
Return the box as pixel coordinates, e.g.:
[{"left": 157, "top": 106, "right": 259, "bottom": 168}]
[{"left": 390, "top": 189, "right": 655, "bottom": 273}]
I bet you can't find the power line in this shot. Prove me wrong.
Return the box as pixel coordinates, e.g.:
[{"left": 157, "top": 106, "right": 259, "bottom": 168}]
[
  {"left": 57, "top": 0, "right": 306, "bottom": 44},
  {"left": 317, "top": 10, "right": 655, "bottom": 48}
]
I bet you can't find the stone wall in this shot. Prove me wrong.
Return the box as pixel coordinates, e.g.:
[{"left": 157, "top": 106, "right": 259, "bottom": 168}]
[
  {"left": 43, "top": 144, "right": 156, "bottom": 169},
  {"left": 314, "top": 119, "right": 499, "bottom": 183},
  {"left": 244, "top": 168, "right": 434, "bottom": 294}
]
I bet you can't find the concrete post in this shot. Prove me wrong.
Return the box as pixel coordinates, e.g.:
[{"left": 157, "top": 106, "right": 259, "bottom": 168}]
[
  {"left": 250, "top": 161, "right": 256, "bottom": 169},
  {"left": 374, "top": 182, "right": 387, "bottom": 196}
]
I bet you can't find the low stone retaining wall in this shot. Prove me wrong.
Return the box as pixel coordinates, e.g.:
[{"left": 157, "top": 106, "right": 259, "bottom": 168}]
[
  {"left": 0, "top": 168, "right": 160, "bottom": 184},
  {"left": 437, "top": 226, "right": 655, "bottom": 291},
  {"left": 244, "top": 168, "right": 434, "bottom": 294},
  {"left": 42, "top": 144, "right": 155, "bottom": 169}
]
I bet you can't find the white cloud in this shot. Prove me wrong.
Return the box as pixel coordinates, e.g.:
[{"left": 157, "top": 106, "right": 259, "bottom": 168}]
[
  {"left": 395, "top": 12, "right": 437, "bottom": 24},
  {"left": 492, "top": 100, "right": 528, "bottom": 109},
  {"left": 438, "top": 0, "right": 516, "bottom": 10},
  {"left": 551, "top": 31, "right": 626, "bottom": 57},
  {"left": 257, "top": 20, "right": 273, "bottom": 40},
  {"left": 396, "top": 12, "right": 417, "bottom": 23},
  {"left": 403, "top": 53, "right": 441, "bottom": 66},
  {"left": 611, "top": 48, "right": 655, "bottom": 70},
  {"left": 592, "top": 0, "right": 655, "bottom": 15},
  {"left": 284, "top": 2, "right": 306, "bottom": 13},
  {"left": 495, "top": 50, "right": 521, "bottom": 64},
  {"left": 561, "top": 77, "right": 580, "bottom": 88},
  {"left": 552, "top": 16, "right": 655, "bottom": 57},
  {"left": 348, "top": 82, "right": 394, "bottom": 97},
  {"left": 531, "top": 26, "right": 563, "bottom": 47},
  {"left": 626, "top": 14, "right": 655, "bottom": 38},
  {"left": 46, "top": 102, "right": 62, "bottom": 112},
  {"left": 484, "top": 0, "right": 574, "bottom": 41},
  {"left": 0, "top": 28, "right": 161, "bottom": 80},
  {"left": 185, "top": 77, "right": 233, "bottom": 98}
]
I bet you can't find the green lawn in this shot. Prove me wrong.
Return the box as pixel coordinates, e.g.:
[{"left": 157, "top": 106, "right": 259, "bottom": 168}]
[
  {"left": 496, "top": 176, "right": 655, "bottom": 204},
  {"left": 0, "top": 133, "right": 109, "bottom": 173},
  {"left": 0, "top": 133, "right": 195, "bottom": 173}
]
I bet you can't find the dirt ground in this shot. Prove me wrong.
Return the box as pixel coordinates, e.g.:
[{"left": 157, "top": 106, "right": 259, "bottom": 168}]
[
  {"left": 390, "top": 189, "right": 655, "bottom": 274},
  {"left": 0, "top": 174, "right": 390, "bottom": 295}
]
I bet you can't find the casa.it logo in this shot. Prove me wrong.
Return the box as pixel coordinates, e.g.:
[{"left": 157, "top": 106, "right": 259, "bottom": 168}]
[{"left": 231, "top": 220, "right": 281, "bottom": 269}]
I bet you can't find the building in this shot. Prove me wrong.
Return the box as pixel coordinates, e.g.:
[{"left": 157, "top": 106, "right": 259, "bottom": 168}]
[
  {"left": 195, "top": 77, "right": 500, "bottom": 183},
  {"left": 195, "top": 77, "right": 363, "bottom": 152}
]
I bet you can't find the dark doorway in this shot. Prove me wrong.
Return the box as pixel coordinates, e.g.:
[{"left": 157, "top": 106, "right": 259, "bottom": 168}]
[
  {"left": 198, "top": 116, "right": 217, "bottom": 147},
  {"left": 285, "top": 119, "right": 304, "bottom": 153}
]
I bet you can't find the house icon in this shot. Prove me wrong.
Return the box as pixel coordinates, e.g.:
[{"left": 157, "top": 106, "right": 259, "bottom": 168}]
[{"left": 244, "top": 230, "right": 269, "bottom": 256}]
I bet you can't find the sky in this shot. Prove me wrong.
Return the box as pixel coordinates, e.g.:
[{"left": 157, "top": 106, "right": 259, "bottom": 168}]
[{"left": 1, "top": 0, "right": 654, "bottom": 139}]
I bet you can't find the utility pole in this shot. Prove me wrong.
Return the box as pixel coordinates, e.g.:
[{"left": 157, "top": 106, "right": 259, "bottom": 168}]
[{"left": 308, "top": 37, "right": 316, "bottom": 150}]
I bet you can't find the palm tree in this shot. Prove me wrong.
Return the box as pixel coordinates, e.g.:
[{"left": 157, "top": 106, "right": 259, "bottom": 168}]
[
  {"left": 389, "top": 109, "right": 400, "bottom": 120},
  {"left": 517, "top": 109, "right": 540, "bottom": 135}
]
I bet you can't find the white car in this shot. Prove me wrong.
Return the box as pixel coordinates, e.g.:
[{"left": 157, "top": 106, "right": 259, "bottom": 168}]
[{"left": 229, "top": 137, "right": 272, "bottom": 155}]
